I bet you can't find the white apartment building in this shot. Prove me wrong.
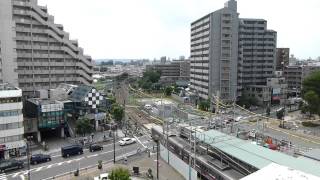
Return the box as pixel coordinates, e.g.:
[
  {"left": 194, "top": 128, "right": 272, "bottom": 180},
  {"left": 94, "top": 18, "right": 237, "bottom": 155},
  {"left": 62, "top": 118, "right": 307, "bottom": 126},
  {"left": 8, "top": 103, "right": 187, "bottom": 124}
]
[
  {"left": 0, "top": 0, "right": 93, "bottom": 97},
  {"left": 190, "top": 0, "right": 277, "bottom": 102},
  {"left": 0, "top": 83, "right": 25, "bottom": 160}
]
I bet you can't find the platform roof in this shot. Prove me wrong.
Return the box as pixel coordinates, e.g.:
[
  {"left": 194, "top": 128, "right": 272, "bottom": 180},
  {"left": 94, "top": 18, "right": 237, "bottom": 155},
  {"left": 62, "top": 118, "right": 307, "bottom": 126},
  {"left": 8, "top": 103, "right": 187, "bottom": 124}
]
[{"left": 197, "top": 130, "right": 320, "bottom": 177}]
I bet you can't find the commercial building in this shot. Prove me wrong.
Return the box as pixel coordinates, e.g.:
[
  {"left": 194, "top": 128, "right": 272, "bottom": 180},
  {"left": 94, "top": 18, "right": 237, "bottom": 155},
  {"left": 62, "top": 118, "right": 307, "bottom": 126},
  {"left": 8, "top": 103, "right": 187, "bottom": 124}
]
[
  {"left": 0, "top": 0, "right": 93, "bottom": 97},
  {"left": 146, "top": 60, "right": 190, "bottom": 85},
  {"left": 0, "top": 83, "right": 25, "bottom": 159},
  {"left": 276, "top": 48, "right": 290, "bottom": 71},
  {"left": 190, "top": 0, "right": 277, "bottom": 102},
  {"left": 284, "top": 64, "right": 320, "bottom": 95},
  {"left": 24, "top": 98, "right": 65, "bottom": 142},
  {"left": 24, "top": 84, "right": 108, "bottom": 141}
]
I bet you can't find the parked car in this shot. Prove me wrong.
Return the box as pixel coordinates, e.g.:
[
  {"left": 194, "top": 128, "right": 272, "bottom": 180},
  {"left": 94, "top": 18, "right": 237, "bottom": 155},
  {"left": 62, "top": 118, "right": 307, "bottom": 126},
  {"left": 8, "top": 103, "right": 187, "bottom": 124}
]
[
  {"left": 61, "top": 145, "right": 83, "bottom": 158},
  {"left": 0, "top": 159, "right": 24, "bottom": 172},
  {"left": 89, "top": 144, "right": 103, "bottom": 152},
  {"left": 94, "top": 173, "right": 109, "bottom": 180},
  {"left": 119, "top": 137, "right": 136, "bottom": 146},
  {"left": 30, "top": 154, "right": 51, "bottom": 165}
]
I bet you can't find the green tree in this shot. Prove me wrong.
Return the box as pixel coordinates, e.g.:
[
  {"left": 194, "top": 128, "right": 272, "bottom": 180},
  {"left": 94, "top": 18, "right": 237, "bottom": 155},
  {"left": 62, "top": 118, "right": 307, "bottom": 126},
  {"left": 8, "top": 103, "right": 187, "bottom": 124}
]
[
  {"left": 237, "top": 94, "right": 258, "bottom": 109},
  {"left": 75, "top": 117, "right": 94, "bottom": 136},
  {"left": 108, "top": 167, "right": 130, "bottom": 180},
  {"left": 164, "top": 86, "right": 173, "bottom": 96},
  {"left": 303, "top": 90, "right": 320, "bottom": 115},
  {"left": 302, "top": 71, "right": 320, "bottom": 116},
  {"left": 111, "top": 103, "right": 124, "bottom": 123},
  {"left": 199, "top": 100, "right": 210, "bottom": 111}
]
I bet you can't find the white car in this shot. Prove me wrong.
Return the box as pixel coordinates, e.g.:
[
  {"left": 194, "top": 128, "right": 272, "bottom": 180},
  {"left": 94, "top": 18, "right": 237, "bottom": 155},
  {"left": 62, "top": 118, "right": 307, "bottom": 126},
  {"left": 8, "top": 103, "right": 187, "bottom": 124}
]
[
  {"left": 94, "top": 173, "right": 109, "bottom": 180},
  {"left": 119, "top": 137, "right": 136, "bottom": 146}
]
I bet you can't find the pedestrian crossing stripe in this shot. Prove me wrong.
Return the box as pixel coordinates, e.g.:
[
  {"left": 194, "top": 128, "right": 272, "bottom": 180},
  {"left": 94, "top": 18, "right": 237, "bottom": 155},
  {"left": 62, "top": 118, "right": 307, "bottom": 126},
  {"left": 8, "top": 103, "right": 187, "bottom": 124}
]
[{"left": 0, "top": 173, "right": 7, "bottom": 180}]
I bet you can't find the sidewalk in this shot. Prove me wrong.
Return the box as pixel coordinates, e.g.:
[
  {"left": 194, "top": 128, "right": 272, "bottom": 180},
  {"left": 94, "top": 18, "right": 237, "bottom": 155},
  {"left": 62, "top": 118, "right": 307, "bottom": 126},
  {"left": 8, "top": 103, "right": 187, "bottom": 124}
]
[{"left": 55, "top": 152, "right": 184, "bottom": 180}]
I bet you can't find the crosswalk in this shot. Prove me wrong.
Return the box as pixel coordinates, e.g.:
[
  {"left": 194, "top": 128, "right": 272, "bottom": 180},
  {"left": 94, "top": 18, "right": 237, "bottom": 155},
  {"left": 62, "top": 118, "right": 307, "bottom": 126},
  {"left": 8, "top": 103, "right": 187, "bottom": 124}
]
[{"left": 0, "top": 173, "right": 7, "bottom": 180}]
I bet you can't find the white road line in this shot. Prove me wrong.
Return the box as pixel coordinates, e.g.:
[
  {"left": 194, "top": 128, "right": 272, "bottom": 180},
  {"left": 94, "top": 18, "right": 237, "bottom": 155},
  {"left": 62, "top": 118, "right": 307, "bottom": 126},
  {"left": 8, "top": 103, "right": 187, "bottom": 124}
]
[
  {"left": 19, "top": 175, "right": 25, "bottom": 180},
  {"left": 35, "top": 167, "right": 43, "bottom": 172},
  {"left": 51, "top": 154, "right": 61, "bottom": 158},
  {"left": 12, "top": 172, "right": 19, "bottom": 178},
  {"left": 23, "top": 171, "right": 29, "bottom": 175},
  {"left": 87, "top": 154, "right": 98, "bottom": 158},
  {"left": 57, "top": 162, "right": 63, "bottom": 166},
  {"left": 73, "top": 157, "right": 84, "bottom": 161},
  {"left": 46, "top": 164, "right": 53, "bottom": 169},
  {"left": 134, "top": 135, "right": 147, "bottom": 148},
  {"left": 66, "top": 160, "right": 73, "bottom": 164},
  {"left": 0, "top": 173, "right": 6, "bottom": 180}
]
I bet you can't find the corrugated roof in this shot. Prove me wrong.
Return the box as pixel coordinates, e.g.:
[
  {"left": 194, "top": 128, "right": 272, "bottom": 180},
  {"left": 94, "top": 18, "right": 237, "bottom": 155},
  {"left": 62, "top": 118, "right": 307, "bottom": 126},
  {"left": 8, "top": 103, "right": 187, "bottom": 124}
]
[{"left": 197, "top": 130, "right": 320, "bottom": 177}]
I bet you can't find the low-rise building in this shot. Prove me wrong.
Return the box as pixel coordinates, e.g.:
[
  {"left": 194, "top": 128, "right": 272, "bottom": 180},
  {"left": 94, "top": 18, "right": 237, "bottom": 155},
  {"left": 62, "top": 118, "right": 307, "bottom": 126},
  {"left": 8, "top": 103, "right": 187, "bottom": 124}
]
[
  {"left": 146, "top": 60, "right": 190, "bottom": 85},
  {"left": 24, "top": 99, "right": 65, "bottom": 142},
  {"left": 0, "top": 83, "right": 25, "bottom": 159},
  {"left": 284, "top": 65, "right": 320, "bottom": 95}
]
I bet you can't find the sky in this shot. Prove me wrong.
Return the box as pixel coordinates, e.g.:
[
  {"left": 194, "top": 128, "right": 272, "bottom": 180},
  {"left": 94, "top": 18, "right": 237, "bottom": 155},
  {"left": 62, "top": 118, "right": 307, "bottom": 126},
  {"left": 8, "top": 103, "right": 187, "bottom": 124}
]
[{"left": 37, "top": 0, "right": 320, "bottom": 60}]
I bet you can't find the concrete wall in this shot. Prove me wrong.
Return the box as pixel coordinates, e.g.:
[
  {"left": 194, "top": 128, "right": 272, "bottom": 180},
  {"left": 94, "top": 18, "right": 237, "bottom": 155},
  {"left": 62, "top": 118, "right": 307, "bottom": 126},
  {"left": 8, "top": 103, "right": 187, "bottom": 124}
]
[{"left": 160, "top": 144, "right": 197, "bottom": 180}]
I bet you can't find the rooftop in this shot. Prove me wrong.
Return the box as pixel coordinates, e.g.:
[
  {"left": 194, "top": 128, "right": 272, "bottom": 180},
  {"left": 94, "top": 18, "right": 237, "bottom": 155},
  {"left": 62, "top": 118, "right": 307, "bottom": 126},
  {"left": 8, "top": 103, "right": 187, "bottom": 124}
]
[
  {"left": 197, "top": 130, "right": 320, "bottom": 177},
  {"left": 0, "top": 83, "right": 19, "bottom": 91},
  {"left": 27, "top": 98, "right": 61, "bottom": 105}
]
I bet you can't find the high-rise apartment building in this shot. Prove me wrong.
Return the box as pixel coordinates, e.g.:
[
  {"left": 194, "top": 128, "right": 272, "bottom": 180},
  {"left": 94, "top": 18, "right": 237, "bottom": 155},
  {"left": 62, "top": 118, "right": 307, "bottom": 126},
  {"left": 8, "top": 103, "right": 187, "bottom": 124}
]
[
  {"left": 190, "top": 0, "right": 239, "bottom": 101},
  {"left": 238, "top": 19, "right": 277, "bottom": 88},
  {"left": 0, "top": 0, "right": 93, "bottom": 97},
  {"left": 190, "top": 0, "right": 277, "bottom": 102}
]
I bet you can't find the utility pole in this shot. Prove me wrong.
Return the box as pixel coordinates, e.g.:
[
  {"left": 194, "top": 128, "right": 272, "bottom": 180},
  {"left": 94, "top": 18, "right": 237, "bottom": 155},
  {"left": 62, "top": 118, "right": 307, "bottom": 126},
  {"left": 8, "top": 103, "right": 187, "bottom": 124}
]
[
  {"left": 188, "top": 122, "right": 192, "bottom": 180},
  {"left": 26, "top": 135, "right": 33, "bottom": 180},
  {"left": 113, "top": 124, "right": 116, "bottom": 163}
]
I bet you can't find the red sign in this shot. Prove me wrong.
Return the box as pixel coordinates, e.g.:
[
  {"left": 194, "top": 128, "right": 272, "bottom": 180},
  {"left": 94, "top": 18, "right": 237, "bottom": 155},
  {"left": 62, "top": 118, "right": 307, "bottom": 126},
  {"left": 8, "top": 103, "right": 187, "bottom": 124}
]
[{"left": 0, "top": 144, "right": 6, "bottom": 151}]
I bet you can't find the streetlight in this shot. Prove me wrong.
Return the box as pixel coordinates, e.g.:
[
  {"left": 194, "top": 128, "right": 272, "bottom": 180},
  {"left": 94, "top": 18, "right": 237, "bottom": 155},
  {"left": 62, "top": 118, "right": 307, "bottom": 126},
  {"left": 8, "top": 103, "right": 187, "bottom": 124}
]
[
  {"left": 26, "top": 135, "right": 33, "bottom": 180},
  {"left": 111, "top": 123, "right": 117, "bottom": 163}
]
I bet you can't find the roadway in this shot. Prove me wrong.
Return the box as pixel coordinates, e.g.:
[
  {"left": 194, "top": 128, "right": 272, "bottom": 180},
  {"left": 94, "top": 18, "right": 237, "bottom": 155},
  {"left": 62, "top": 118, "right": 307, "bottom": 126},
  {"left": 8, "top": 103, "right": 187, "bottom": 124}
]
[{"left": 3, "top": 135, "right": 152, "bottom": 180}]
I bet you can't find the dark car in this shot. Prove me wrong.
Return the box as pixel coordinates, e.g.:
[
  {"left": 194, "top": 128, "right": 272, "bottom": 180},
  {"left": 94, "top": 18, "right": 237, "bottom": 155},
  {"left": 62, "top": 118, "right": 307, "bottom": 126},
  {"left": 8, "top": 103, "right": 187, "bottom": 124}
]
[
  {"left": 89, "top": 144, "right": 103, "bottom": 152},
  {"left": 30, "top": 154, "right": 51, "bottom": 165},
  {"left": 0, "top": 159, "right": 24, "bottom": 173},
  {"left": 61, "top": 145, "right": 83, "bottom": 158}
]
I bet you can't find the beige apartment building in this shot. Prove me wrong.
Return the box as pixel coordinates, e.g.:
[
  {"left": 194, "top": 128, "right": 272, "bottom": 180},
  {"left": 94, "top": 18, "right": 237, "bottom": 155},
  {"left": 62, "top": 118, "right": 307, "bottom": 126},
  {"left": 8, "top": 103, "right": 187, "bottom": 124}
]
[{"left": 0, "top": 0, "right": 93, "bottom": 97}]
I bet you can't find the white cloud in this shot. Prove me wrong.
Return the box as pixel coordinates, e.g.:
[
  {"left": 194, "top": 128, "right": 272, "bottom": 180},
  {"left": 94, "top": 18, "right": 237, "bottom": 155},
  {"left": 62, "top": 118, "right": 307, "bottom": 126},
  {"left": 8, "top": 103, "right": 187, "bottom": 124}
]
[{"left": 38, "top": 0, "right": 320, "bottom": 60}]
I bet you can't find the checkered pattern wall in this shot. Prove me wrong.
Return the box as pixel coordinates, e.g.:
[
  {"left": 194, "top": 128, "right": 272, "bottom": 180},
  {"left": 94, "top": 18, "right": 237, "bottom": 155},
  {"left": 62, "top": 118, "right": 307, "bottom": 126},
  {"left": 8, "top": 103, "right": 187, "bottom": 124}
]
[{"left": 84, "top": 88, "right": 104, "bottom": 109}]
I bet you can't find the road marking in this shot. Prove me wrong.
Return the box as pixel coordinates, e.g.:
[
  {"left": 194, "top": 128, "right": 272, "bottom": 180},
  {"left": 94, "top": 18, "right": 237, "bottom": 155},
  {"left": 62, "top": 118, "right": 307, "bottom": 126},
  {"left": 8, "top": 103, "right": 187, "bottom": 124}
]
[
  {"left": 12, "top": 172, "right": 19, "bottom": 178},
  {"left": 0, "top": 173, "right": 6, "bottom": 180},
  {"left": 66, "top": 160, "right": 73, "bottom": 164},
  {"left": 87, "top": 154, "right": 98, "bottom": 158},
  {"left": 35, "top": 167, "right": 43, "bottom": 172},
  {"left": 23, "top": 170, "right": 29, "bottom": 175},
  {"left": 51, "top": 154, "right": 61, "bottom": 158},
  {"left": 46, "top": 164, "right": 53, "bottom": 169},
  {"left": 134, "top": 135, "right": 147, "bottom": 148},
  {"left": 19, "top": 175, "right": 25, "bottom": 180},
  {"left": 57, "top": 162, "right": 63, "bottom": 166}
]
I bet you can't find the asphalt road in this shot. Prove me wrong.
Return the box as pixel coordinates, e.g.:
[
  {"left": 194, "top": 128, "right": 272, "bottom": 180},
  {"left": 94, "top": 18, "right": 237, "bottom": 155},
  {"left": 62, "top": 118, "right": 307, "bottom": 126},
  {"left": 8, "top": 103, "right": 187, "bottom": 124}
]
[{"left": 2, "top": 135, "right": 152, "bottom": 180}]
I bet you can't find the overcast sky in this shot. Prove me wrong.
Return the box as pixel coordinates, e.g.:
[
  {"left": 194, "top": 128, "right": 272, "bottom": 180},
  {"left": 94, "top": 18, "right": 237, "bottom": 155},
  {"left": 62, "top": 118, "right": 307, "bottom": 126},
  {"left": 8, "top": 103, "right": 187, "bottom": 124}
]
[{"left": 38, "top": 0, "right": 320, "bottom": 60}]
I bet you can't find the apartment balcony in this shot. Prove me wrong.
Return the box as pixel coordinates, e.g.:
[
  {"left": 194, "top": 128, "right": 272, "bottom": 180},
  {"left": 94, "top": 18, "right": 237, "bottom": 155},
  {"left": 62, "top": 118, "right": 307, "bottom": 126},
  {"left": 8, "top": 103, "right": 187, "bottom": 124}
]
[
  {"left": 0, "top": 102, "right": 23, "bottom": 112},
  {"left": 0, "top": 127, "right": 24, "bottom": 139},
  {"left": 0, "top": 115, "right": 23, "bottom": 125},
  {"left": 13, "top": 1, "right": 30, "bottom": 7}
]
